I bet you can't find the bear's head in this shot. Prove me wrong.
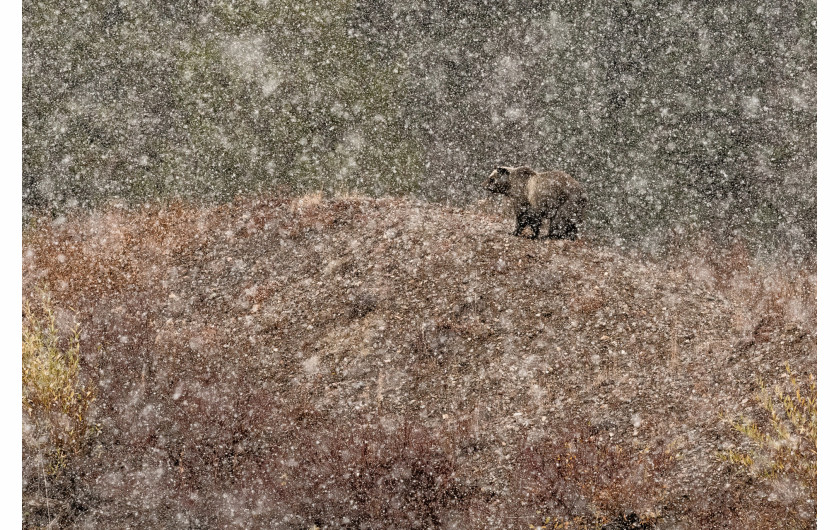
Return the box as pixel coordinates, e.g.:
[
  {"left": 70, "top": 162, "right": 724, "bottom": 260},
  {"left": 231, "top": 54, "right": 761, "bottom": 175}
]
[{"left": 483, "top": 166, "right": 512, "bottom": 194}]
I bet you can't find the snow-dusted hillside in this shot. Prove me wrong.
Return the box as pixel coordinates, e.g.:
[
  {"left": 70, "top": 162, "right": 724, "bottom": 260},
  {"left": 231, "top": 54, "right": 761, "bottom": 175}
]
[{"left": 23, "top": 194, "right": 816, "bottom": 528}]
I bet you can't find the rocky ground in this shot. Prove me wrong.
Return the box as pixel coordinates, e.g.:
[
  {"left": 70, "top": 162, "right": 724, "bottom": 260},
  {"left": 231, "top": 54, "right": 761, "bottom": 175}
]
[{"left": 22, "top": 193, "right": 816, "bottom": 529}]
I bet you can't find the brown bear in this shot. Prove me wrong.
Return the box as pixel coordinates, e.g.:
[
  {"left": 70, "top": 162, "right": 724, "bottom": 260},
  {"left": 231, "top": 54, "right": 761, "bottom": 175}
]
[{"left": 483, "top": 166, "right": 587, "bottom": 240}]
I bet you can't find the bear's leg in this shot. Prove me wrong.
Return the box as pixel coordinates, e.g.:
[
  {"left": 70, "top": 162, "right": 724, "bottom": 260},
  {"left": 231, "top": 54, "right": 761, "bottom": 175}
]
[
  {"left": 528, "top": 216, "right": 541, "bottom": 239},
  {"left": 513, "top": 211, "right": 528, "bottom": 236},
  {"left": 551, "top": 220, "right": 574, "bottom": 240},
  {"left": 548, "top": 216, "right": 565, "bottom": 239}
]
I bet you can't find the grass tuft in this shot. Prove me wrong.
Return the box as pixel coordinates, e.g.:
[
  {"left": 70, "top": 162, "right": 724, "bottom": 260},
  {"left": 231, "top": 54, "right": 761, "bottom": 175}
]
[
  {"left": 22, "top": 292, "right": 96, "bottom": 475},
  {"left": 721, "top": 363, "right": 816, "bottom": 526}
]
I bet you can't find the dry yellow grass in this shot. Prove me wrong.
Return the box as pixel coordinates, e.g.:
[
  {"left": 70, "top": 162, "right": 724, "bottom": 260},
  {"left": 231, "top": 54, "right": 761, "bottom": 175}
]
[
  {"left": 721, "top": 364, "right": 816, "bottom": 525},
  {"left": 22, "top": 292, "right": 95, "bottom": 474}
]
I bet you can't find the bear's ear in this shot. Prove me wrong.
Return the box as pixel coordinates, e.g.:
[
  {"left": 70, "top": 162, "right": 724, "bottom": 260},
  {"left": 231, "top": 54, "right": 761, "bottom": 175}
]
[{"left": 495, "top": 167, "right": 510, "bottom": 175}]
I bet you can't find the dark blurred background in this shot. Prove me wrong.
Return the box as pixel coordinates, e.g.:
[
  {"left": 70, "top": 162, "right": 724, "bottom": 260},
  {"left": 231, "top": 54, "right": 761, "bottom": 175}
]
[{"left": 23, "top": 0, "right": 816, "bottom": 257}]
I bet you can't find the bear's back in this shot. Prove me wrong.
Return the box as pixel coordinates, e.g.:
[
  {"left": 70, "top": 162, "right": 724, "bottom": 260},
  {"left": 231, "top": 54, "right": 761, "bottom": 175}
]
[{"left": 525, "top": 170, "right": 580, "bottom": 211}]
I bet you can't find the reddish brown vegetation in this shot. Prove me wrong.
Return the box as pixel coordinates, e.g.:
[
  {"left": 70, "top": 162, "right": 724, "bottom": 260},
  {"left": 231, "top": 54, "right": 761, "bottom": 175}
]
[{"left": 23, "top": 194, "right": 816, "bottom": 528}]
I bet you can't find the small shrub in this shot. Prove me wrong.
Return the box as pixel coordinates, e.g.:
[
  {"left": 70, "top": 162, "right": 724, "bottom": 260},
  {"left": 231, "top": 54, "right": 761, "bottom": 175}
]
[
  {"left": 22, "top": 292, "right": 96, "bottom": 475},
  {"left": 721, "top": 364, "right": 816, "bottom": 526},
  {"left": 516, "top": 428, "right": 674, "bottom": 528}
]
